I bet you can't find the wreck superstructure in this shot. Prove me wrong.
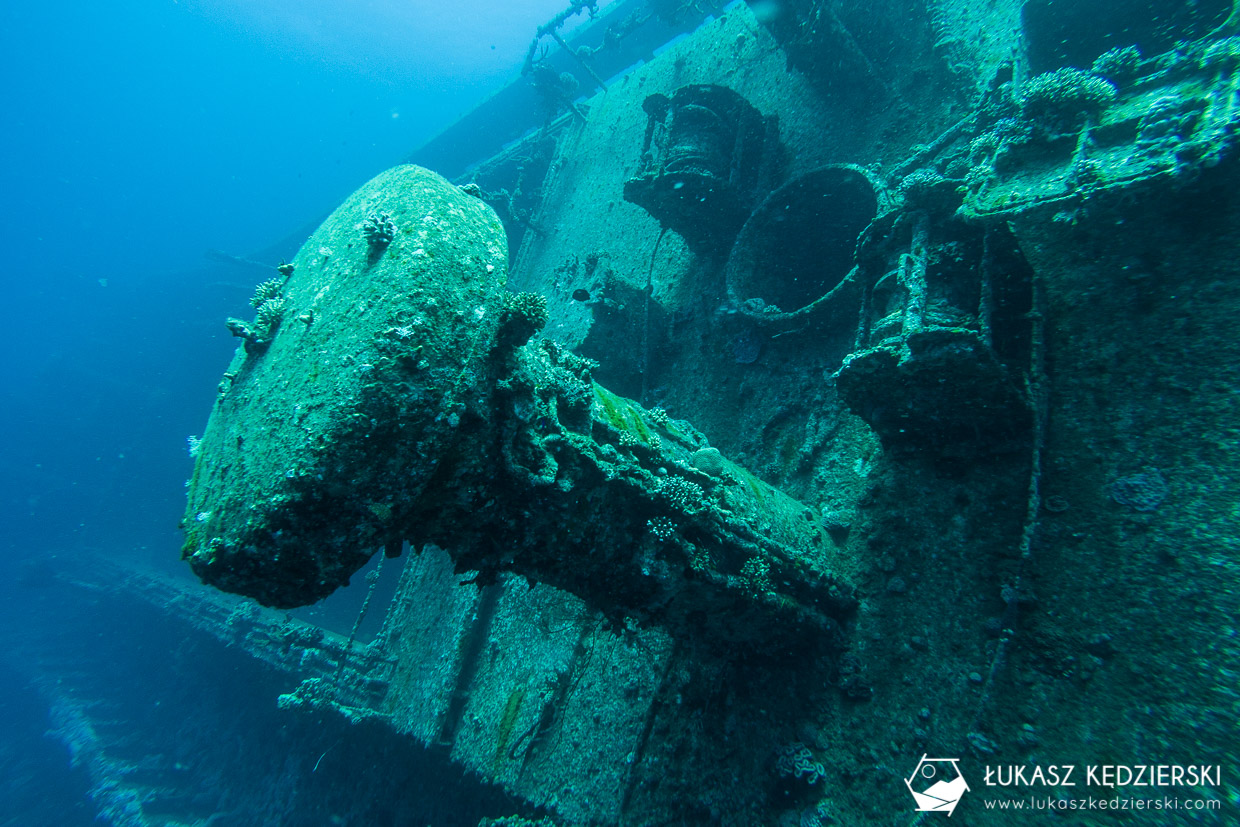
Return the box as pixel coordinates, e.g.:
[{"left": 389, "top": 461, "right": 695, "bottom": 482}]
[{"left": 50, "top": 0, "right": 1240, "bottom": 824}]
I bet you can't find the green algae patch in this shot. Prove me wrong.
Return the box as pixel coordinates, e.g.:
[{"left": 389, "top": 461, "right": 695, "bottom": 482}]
[
  {"left": 592, "top": 382, "right": 655, "bottom": 444},
  {"left": 494, "top": 685, "right": 527, "bottom": 769}
]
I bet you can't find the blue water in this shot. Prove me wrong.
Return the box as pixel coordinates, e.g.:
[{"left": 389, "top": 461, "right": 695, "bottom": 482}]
[
  {"left": 0, "top": 2, "right": 597, "bottom": 822},
  {"left": 1, "top": 0, "right": 582, "bottom": 565}
]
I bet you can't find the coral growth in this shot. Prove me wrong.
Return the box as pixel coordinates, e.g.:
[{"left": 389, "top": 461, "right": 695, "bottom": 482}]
[
  {"left": 658, "top": 476, "right": 705, "bottom": 514},
  {"left": 1021, "top": 68, "right": 1118, "bottom": 129},
  {"left": 647, "top": 516, "right": 676, "bottom": 542},
  {"left": 255, "top": 296, "right": 286, "bottom": 334},
  {"left": 228, "top": 286, "right": 287, "bottom": 355},
  {"left": 775, "top": 742, "right": 825, "bottom": 785},
  {"left": 1109, "top": 467, "right": 1168, "bottom": 512},
  {"left": 250, "top": 278, "right": 284, "bottom": 309},
  {"left": 498, "top": 292, "right": 549, "bottom": 351},
  {"left": 968, "top": 117, "right": 1032, "bottom": 161},
  {"left": 690, "top": 447, "right": 725, "bottom": 477},
  {"left": 898, "top": 168, "right": 962, "bottom": 212},
  {"left": 362, "top": 212, "right": 396, "bottom": 252},
  {"left": 1091, "top": 45, "right": 1142, "bottom": 85}
]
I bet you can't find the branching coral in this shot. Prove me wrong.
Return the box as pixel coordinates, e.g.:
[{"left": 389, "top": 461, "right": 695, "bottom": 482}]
[
  {"left": 362, "top": 212, "right": 396, "bottom": 252},
  {"left": 659, "top": 475, "right": 705, "bottom": 514},
  {"left": 228, "top": 290, "right": 287, "bottom": 355},
  {"left": 255, "top": 295, "right": 286, "bottom": 334},
  {"left": 1021, "top": 68, "right": 1118, "bottom": 130},
  {"left": 498, "top": 292, "right": 549, "bottom": 351},
  {"left": 898, "top": 168, "right": 963, "bottom": 212},
  {"left": 250, "top": 278, "right": 285, "bottom": 309},
  {"left": 1091, "top": 45, "right": 1142, "bottom": 85},
  {"left": 647, "top": 516, "right": 676, "bottom": 542}
]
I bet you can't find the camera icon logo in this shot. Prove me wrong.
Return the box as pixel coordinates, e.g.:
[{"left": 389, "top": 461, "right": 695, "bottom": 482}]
[{"left": 905, "top": 755, "right": 970, "bottom": 816}]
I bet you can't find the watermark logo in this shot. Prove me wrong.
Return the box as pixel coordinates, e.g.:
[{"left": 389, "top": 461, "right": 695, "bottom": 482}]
[{"left": 906, "top": 755, "right": 970, "bottom": 816}]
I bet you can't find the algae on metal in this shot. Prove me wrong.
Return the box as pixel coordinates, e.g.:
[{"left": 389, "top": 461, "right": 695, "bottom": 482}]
[
  {"left": 183, "top": 164, "right": 855, "bottom": 650},
  {"left": 183, "top": 165, "right": 510, "bottom": 608}
]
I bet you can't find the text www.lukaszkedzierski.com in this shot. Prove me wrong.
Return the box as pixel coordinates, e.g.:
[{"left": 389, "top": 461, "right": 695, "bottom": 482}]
[{"left": 982, "top": 796, "right": 1221, "bottom": 812}]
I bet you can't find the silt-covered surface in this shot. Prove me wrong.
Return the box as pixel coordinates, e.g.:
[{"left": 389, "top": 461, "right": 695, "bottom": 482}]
[{"left": 183, "top": 165, "right": 508, "bottom": 607}]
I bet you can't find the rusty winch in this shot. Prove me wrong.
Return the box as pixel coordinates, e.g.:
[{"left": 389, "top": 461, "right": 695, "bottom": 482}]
[{"left": 623, "top": 84, "right": 781, "bottom": 257}]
